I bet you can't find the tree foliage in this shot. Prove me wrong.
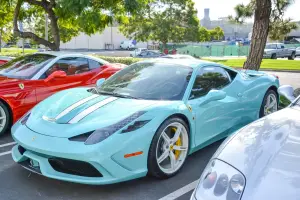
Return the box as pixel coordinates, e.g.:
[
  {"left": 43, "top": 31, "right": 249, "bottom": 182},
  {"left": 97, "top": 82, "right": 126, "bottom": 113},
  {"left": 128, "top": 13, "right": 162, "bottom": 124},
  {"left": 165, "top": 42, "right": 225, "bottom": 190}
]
[
  {"left": 230, "top": 0, "right": 298, "bottom": 70},
  {"left": 209, "top": 26, "right": 224, "bottom": 41},
  {"left": 230, "top": 0, "right": 298, "bottom": 41},
  {"left": 0, "top": 1, "right": 14, "bottom": 51},
  {"left": 120, "top": 0, "right": 203, "bottom": 45},
  {"left": 1, "top": 0, "right": 148, "bottom": 51}
]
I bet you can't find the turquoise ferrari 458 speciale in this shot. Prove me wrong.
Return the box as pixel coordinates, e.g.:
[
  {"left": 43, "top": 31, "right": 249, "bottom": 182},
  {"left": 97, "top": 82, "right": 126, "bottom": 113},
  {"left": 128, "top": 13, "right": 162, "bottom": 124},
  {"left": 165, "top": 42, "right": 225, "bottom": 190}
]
[{"left": 12, "top": 58, "right": 279, "bottom": 185}]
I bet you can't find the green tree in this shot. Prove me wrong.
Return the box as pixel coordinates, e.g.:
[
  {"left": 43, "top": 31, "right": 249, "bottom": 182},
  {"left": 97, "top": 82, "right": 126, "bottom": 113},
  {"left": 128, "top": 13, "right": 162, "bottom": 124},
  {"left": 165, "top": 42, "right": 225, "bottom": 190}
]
[
  {"left": 7, "top": 0, "right": 147, "bottom": 51},
  {"left": 230, "top": 0, "right": 298, "bottom": 70},
  {"left": 120, "top": 0, "right": 201, "bottom": 47},
  {"left": 0, "top": 1, "right": 14, "bottom": 52},
  {"left": 209, "top": 26, "right": 224, "bottom": 41}
]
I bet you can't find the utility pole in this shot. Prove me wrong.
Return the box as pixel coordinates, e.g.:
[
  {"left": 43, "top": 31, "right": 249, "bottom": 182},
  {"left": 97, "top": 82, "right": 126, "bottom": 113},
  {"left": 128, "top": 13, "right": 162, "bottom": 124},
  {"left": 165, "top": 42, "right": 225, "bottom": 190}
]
[{"left": 45, "top": 14, "right": 48, "bottom": 48}]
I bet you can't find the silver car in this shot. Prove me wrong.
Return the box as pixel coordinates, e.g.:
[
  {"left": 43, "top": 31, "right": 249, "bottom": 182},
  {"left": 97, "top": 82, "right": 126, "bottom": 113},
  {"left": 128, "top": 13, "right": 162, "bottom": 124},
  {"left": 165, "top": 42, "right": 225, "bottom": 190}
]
[{"left": 191, "top": 85, "right": 300, "bottom": 200}]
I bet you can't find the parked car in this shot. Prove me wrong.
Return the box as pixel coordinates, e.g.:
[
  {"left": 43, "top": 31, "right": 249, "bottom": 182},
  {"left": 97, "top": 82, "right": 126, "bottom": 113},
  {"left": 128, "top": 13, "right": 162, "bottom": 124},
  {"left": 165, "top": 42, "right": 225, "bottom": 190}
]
[
  {"left": 3, "top": 42, "right": 15, "bottom": 48},
  {"left": 12, "top": 58, "right": 279, "bottom": 185},
  {"left": 161, "top": 54, "right": 196, "bottom": 59},
  {"left": 263, "top": 43, "right": 296, "bottom": 60},
  {"left": 296, "top": 47, "right": 300, "bottom": 57},
  {"left": 0, "top": 56, "right": 13, "bottom": 66},
  {"left": 190, "top": 85, "right": 300, "bottom": 200},
  {"left": 136, "top": 50, "right": 164, "bottom": 58},
  {"left": 0, "top": 52, "right": 125, "bottom": 135},
  {"left": 18, "top": 43, "right": 32, "bottom": 48},
  {"left": 120, "top": 40, "right": 136, "bottom": 50},
  {"left": 130, "top": 48, "right": 147, "bottom": 57}
]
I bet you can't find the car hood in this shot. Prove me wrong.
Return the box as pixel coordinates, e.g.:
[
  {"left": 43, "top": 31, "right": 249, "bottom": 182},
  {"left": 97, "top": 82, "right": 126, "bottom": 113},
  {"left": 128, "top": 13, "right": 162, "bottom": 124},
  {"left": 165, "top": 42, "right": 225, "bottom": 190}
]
[
  {"left": 26, "top": 88, "right": 162, "bottom": 138},
  {"left": 216, "top": 107, "right": 300, "bottom": 200},
  {"left": 264, "top": 49, "right": 274, "bottom": 52}
]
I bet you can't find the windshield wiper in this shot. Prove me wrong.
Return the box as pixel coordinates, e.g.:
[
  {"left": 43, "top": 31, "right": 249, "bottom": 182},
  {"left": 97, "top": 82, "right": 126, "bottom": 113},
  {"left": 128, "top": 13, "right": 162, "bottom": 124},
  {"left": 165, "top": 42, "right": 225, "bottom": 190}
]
[{"left": 98, "top": 91, "right": 141, "bottom": 99}]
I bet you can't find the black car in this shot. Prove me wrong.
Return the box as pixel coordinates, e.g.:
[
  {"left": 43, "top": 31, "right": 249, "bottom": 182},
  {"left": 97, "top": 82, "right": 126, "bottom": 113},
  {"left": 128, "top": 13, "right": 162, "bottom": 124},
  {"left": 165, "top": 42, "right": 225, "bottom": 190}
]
[{"left": 136, "top": 50, "right": 164, "bottom": 58}]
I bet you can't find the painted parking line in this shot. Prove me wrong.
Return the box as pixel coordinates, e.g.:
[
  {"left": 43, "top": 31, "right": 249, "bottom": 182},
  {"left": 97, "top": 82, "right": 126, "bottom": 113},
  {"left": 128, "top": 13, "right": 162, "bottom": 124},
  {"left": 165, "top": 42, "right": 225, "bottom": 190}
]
[
  {"left": 158, "top": 180, "right": 198, "bottom": 200},
  {"left": 0, "top": 151, "right": 11, "bottom": 157},
  {"left": 0, "top": 142, "right": 16, "bottom": 148}
]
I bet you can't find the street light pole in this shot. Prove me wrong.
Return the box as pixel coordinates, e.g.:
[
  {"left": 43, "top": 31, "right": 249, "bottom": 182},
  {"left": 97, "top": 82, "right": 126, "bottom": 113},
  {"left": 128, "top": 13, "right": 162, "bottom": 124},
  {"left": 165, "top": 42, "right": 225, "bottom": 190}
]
[{"left": 45, "top": 14, "right": 48, "bottom": 47}]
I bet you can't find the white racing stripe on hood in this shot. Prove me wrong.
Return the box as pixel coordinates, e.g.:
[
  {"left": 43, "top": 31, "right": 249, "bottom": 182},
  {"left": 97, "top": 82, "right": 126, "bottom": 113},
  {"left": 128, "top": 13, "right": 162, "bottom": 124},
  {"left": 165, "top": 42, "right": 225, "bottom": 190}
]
[
  {"left": 68, "top": 97, "right": 118, "bottom": 124},
  {"left": 55, "top": 94, "right": 99, "bottom": 120}
]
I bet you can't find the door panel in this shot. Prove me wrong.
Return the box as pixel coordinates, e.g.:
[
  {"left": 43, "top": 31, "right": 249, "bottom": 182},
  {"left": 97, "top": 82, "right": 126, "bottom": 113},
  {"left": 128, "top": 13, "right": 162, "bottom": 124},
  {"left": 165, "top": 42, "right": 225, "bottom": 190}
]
[{"left": 188, "top": 66, "right": 240, "bottom": 146}]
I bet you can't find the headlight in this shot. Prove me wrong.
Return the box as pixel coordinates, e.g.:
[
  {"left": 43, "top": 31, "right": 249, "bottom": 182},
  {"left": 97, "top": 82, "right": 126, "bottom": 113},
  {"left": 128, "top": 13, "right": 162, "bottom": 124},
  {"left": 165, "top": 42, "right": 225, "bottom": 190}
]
[
  {"left": 69, "top": 111, "right": 150, "bottom": 145},
  {"left": 193, "top": 159, "right": 245, "bottom": 200},
  {"left": 20, "top": 112, "right": 31, "bottom": 125}
]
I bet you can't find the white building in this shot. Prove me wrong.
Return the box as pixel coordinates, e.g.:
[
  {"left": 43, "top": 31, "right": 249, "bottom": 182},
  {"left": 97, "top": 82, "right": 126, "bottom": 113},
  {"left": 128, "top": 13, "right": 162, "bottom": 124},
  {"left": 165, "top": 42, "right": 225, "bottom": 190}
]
[{"left": 60, "top": 26, "right": 148, "bottom": 50}]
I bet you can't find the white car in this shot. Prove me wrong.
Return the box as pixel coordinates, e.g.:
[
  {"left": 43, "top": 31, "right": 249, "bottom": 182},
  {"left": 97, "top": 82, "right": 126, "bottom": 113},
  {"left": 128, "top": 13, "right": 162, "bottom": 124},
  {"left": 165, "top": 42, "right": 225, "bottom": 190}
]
[
  {"left": 296, "top": 47, "right": 300, "bottom": 57},
  {"left": 130, "top": 48, "right": 147, "bottom": 57},
  {"left": 120, "top": 40, "right": 136, "bottom": 50}
]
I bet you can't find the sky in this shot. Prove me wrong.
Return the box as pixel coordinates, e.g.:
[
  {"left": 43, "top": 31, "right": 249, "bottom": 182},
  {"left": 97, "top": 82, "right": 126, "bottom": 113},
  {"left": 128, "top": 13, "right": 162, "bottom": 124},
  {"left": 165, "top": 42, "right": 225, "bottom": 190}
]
[{"left": 194, "top": 0, "right": 300, "bottom": 21}]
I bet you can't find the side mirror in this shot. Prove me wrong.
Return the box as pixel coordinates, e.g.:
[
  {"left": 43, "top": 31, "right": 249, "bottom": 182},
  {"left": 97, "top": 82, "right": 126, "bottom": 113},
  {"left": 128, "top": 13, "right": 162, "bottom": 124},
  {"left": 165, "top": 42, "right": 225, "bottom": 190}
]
[
  {"left": 278, "top": 85, "right": 296, "bottom": 102},
  {"left": 96, "top": 78, "right": 105, "bottom": 87},
  {"left": 45, "top": 70, "right": 66, "bottom": 82},
  {"left": 200, "top": 90, "right": 226, "bottom": 106}
]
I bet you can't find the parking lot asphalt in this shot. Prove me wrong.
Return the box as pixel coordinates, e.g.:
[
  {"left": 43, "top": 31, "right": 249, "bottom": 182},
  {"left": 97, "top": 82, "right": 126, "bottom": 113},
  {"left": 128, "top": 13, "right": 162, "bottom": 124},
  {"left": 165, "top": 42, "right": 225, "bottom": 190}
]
[{"left": 0, "top": 70, "right": 299, "bottom": 200}]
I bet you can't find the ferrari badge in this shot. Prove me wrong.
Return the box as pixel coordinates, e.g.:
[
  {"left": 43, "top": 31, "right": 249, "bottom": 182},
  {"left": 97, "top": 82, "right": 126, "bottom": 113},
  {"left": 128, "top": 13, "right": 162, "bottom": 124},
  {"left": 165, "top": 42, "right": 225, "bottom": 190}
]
[{"left": 19, "top": 83, "right": 25, "bottom": 90}]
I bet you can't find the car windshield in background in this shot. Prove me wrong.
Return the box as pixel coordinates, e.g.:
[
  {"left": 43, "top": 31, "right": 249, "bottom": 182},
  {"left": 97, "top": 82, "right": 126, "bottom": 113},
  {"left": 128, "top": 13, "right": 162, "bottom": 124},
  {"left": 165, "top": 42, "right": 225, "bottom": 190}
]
[
  {"left": 99, "top": 62, "right": 193, "bottom": 100},
  {"left": 265, "top": 44, "right": 277, "bottom": 49},
  {"left": 0, "top": 54, "right": 55, "bottom": 79}
]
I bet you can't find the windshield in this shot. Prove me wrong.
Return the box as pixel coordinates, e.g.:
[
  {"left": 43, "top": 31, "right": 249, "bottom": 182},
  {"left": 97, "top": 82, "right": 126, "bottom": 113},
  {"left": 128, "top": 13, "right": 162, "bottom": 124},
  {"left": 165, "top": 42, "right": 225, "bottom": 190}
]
[
  {"left": 99, "top": 62, "right": 193, "bottom": 100},
  {"left": 265, "top": 44, "right": 277, "bottom": 49},
  {"left": 0, "top": 54, "right": 55, "bottom": 79}
]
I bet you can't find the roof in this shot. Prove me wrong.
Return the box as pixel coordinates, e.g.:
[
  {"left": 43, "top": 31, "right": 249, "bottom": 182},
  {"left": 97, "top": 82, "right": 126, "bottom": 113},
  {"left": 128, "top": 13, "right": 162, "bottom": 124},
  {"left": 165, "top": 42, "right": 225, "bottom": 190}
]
[{"left": 140, "top": 58, "right": 216, "bottom": 68}]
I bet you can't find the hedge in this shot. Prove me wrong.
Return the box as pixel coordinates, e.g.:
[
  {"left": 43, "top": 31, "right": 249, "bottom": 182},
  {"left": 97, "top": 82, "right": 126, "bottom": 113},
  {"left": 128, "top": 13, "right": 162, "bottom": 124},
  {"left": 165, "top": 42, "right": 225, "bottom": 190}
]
[{"left": 92, "top": 55, "right": 144, "bottom": 65}]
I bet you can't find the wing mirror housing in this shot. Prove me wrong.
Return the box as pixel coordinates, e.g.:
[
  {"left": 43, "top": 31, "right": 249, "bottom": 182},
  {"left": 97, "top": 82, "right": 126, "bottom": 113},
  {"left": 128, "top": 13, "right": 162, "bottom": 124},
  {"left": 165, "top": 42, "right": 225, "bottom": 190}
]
[
  {"left": 278, "top": 85, "right": 297, "bottom": 104},
  {"left": 96, "top": 78, "right": 105, "bottom": 88},
  {"left": 45, "top": 70, "right": 66, "bottom": 82},
  {"left": 200, "top": 90, "right": 226, "bottom": 106}
]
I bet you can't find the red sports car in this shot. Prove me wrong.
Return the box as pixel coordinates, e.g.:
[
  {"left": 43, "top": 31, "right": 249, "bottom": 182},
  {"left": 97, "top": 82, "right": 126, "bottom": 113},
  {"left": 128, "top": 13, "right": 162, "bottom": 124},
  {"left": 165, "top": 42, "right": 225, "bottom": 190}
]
[
  {"left": 0, "top": 56, "right": 13, "bottom": 65},
  {"left": 0, "top": 52, "right": 125, "bottom": 135}
]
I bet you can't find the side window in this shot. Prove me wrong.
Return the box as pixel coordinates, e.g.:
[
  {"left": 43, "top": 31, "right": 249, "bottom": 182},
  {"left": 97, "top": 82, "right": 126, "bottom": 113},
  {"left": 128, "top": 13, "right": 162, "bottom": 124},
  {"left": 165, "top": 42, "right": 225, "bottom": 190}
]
[
  {"left": 44, "top": 57, "right": 89, "bottom": 77},
  {"left": 281, "top": 45, "right": 285, "bottom": 49},
  {"left": 276, "top": 44, "right": 281, "bottom": 49},
  {"left": 89, "top": 59, "right": 103, "bottom": 70},
  {"left": 189, "top": 66, "right": 231, "bottom": 99}
]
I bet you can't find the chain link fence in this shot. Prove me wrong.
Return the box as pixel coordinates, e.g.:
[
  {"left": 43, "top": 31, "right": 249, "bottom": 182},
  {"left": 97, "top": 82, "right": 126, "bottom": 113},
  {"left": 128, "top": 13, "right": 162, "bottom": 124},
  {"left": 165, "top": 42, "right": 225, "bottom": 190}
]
[{"left": 163, "top": 43, "right": 300, "bottom": 57}]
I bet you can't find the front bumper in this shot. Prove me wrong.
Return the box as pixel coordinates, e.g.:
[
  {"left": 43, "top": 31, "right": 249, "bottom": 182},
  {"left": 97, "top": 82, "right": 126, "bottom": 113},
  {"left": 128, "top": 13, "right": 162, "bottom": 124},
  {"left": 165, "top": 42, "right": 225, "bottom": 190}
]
[
  {"left": 263, "top": 54, "right": 271, "bottom": 58},
  {"left": 11, "top": 122, "right": 156, "bottom": 185}
]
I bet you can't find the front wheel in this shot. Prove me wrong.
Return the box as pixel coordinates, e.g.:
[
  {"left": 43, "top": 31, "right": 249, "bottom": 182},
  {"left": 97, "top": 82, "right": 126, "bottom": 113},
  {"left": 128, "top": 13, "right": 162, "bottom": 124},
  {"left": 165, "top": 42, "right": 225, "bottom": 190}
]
[
  {"left": 148, "top": 118, "right": 189, "bottom": 179},
  {"left": 259, "top": 90, "right": 278, "bottom": 118},
  {"left": 0, "top": 102, "right": 10, "bottom": 135}
]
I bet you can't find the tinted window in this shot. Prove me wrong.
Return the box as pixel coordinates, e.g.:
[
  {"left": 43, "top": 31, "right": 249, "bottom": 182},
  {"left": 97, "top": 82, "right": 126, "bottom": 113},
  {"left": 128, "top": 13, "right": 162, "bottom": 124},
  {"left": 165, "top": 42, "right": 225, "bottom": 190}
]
[
  {"left": 44, "top": 57, "right": 89, "bottom": 77},
  {"left": 99, "top": 62, "right": 193, "bottom": 100},
  {"left": 0, "top": 54, "right": 55, "bottom": 79},
  {"left": 190, "top": 66, "right": 231, "bottom": 99},
  {"left": 89, "top": 59, "right": 103, "bottom": 70}
]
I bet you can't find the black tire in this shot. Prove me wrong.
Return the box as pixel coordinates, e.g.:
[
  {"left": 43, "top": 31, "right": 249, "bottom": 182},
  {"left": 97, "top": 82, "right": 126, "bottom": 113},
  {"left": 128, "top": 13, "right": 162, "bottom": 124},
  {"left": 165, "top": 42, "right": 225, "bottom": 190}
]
[
  {"left": 288, "top": 52, "right": 296, "bottom": 60},
  {"left": 0, "top": 101, "right": 11, "bottom": 136},
  {"left": 148, "top": 117, "right": 189, "bottom": 179},
  {"left": 259, "top": 89, "right": 278, "bottom": 118},
  {"left": 271, "top": 54, "right": 277, "bottom": 59}
]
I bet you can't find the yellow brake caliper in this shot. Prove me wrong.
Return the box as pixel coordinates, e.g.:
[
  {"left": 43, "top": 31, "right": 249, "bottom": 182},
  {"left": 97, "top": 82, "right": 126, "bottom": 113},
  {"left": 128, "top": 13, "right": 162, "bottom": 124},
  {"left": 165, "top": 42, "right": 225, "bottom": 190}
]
[{"left": 171, "top": 127, "right": 182, "bottom": 160}]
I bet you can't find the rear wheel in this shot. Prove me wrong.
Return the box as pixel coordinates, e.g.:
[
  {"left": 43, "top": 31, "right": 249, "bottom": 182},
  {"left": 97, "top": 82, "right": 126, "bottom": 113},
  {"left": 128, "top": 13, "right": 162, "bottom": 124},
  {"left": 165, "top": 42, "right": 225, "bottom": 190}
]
[
  {"left": 288, "top": 52, "right": 296, "bottom": 60},
  {"left": 259, "top": 90, "right": 278, "bottom": 118},
  {"left": 271, "top": 54, "right": 277, "bottom": 59},
  {"left": 0, "top": 101, "right": 10, "bottom": 135},
  {"left": 148, "top": 117, "right": 189, "bottom": 179}
]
